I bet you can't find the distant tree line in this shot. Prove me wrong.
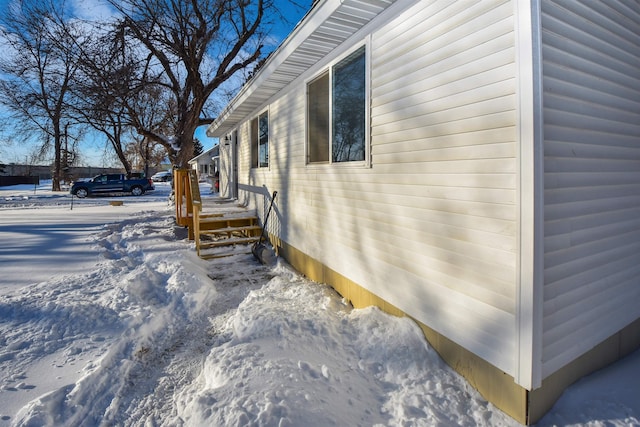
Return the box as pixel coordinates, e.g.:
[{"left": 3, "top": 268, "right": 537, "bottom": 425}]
[{"left": 0, "top": 0, "right": 308, "bottom": 191}]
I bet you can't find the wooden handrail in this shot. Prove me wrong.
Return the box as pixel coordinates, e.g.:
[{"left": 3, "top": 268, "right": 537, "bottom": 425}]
[
  {"left": 186, "top": 169, "right": 202, "bottom": 249},
  {"left": 174, "top": 169, "right": 190, "bottom": 228},
  {"left": 173, "top": 168, "right": 202, "bottom": 241},
  {"left": 188, "top": 169, "right": 202, "bottom": 204},
  {"left": 187, "top": 170, "right": 201, "bottom": 241}
]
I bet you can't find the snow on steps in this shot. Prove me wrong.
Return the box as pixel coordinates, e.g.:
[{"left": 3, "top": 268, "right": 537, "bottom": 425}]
[
  {"left": 195, "top": 212, "right": 261, "bottom": 259},
  {"left": 176, "top": 169, "right": 262, "bottom": 259}
]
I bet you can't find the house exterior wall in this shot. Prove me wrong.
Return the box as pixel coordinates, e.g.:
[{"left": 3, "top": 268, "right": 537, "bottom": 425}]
[
  {"left": 235, "top": 0, "right": 521, "bottom": 377},
  {"left": 540, "top": 0, "right": 640, "bottom": 378},
  {"left": 219, "top": 145, "right": 232, "bottom": 197},
  {"left": 219, "top": 142, "right": 233, "bottom": 198},
  {"left": 208, "top": 0, "right": 640, "bottom": 421},
  {"left": 191, "top": 161, "right": 209, "bottom": 177}
]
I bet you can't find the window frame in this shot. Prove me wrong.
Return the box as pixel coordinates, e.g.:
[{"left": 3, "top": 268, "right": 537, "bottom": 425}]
[
  {"left": 305, "top": 41, "right": 370, "bottom": 168},
  {"left": 250, "top": 109, "right": 270, "bottom": 169}
]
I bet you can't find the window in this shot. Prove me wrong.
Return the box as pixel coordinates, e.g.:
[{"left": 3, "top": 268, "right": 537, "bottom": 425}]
[
  {"left": 308, "top": 72, "right": 329, "bottom": 163},
  {"left": 251, "top": 110, "right": 269, "bottom": 168},
  {"left": 307, "top": 46, "right": 366, "bottom": 164}
]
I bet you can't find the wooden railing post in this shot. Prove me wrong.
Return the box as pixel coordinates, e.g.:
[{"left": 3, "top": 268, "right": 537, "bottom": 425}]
[
  {"left": 187, "top": 170, "right": 202, "bottom": 241},
  {"left": 193, "top": 200, "right": 202, "bottom": 255},
  {"left": 174, "top": 169, "right": 194, "bottom": 235}
]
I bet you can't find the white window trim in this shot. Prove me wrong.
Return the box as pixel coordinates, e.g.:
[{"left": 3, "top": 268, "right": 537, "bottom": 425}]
[
  {"left": 251, "top": 108, "right": 270, "bottom": 170},
  {"left": 305, "top": 38, "right": 371, "bottom": 169}
]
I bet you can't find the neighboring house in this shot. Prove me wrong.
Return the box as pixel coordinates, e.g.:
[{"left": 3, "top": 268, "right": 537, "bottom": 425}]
[
  {"left": 188, "top": 145, "right": 220, "bottom": 182},
  {"left": 207, "top": 0, "right": 640, "bottom": 424}
]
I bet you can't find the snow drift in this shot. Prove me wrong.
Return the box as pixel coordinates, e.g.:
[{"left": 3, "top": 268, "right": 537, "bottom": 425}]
[{"left": 1, "top": 182, "right": 639, "bottom": 426}]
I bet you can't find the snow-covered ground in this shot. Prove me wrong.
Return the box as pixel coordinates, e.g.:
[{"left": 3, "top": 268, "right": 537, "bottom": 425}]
[{"left": 0, "top": 181, "right": 639, "bottom": 426}]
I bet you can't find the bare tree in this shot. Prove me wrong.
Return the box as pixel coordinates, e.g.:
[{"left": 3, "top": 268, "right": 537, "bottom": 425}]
[
  {"left": 72, "top": 20, "right": 180, "bottom": 172},
  {"left": 70, "top": 25, "right": 144, "bottom": 175},
  {"left": 125, "top": 136, "right": 167, "bottom": 177},
  {"left": 0, "top": 0, "right": 84, "bottom": 190},
  {"left": 106, "top": 0, "right": 286, "bottom": 167}
]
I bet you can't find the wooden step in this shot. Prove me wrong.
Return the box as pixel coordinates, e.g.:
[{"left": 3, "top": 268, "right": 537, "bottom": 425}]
[
  {"left": 199, "top": 213, "right": 224, "bottom": 219},
  {"left": 199, "top": 216, "right": 258, "bottom": 231},
  {"left": 194, "top": 211, "right": 261, "bottom": 259},
  {"left": 199, "top": 250, "right": 252, "bottom": 260},
  {"left": 200, "top": 225, "right": 262, "bottom": 237},
  {"left": 199, "top": 215, "right": 256, "bottom": 223},
  {"left": 199, "top": 236, "right": 260, "bottom": 249}
]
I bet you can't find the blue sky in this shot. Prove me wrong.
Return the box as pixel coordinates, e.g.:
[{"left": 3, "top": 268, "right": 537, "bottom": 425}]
[{"left": 0, "top": 0, "right": 312, "bottom": 166}]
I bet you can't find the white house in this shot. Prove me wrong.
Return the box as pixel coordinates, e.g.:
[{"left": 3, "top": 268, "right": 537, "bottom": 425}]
[
  {"left": 188, "top": 145, "right": 220, "bottom": 182},
  {"left": 207, "top": 0, "right": 640, "bottom": 423}
]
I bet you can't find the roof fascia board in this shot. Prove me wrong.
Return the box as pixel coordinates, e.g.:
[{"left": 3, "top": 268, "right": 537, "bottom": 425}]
[{"left": 188, "top": 145, "right": 219, "bottom": 163}]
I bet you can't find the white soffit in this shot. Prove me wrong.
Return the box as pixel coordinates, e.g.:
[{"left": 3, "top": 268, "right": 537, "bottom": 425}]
[{"left": 208, "top": 0, "right": 395, "bottom": 137}]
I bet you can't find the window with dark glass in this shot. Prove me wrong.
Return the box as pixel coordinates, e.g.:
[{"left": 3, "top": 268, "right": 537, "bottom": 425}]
[
  {"left": 332, "top": 46, "right": 365, "bottom": 162},
  {"left": 258, "top": 111, "right": 269, "bottom": 167},
  {"left": 307, "top": 46, "right": 366, "bottom": 164},
  {"left": 307, "top": 72, "right": 330, "bottom": 163},
  {"left": 250, "top": 110, "right": 269, "bottom": 168}
]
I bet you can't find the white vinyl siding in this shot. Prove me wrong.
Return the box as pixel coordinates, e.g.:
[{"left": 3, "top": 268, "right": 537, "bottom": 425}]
[
  {"left": 541, "top": 0, "right": 640, "bottom": 378},
  {"left": 235, "top": 0, "right": 519, "bottom": 376},
  {"left": 219, "top": 142, "right": 232, "bottom": 198},
  {"left": 369, "top": 0, "right": 518, "bottom": 374}
]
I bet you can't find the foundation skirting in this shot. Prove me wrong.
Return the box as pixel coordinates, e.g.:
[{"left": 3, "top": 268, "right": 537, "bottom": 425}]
[{"left": 273, "top": 237, "right": 640, "bottom": 425}]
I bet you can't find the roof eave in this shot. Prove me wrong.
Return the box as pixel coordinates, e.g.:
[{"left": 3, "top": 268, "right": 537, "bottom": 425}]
[{"left": 207, "top": 0, "right": 395, "bottom": 138}]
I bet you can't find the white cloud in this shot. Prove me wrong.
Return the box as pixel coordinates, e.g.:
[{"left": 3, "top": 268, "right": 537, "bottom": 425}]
[{"left": 70, "top": 0, "right": 118, "bottom": 22}]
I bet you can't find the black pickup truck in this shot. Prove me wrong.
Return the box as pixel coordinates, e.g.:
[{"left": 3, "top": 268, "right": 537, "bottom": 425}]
[{"left": 70, "top": 174, "right": 155, "bottom": 198}]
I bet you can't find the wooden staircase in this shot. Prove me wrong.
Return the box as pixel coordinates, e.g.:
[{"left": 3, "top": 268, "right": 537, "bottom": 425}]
[
  {"left": 174, "top": 169, "right": 262, "bottom": 259},
  {"left": 196, "top": 214, "right": 262, "bottom": 259}
]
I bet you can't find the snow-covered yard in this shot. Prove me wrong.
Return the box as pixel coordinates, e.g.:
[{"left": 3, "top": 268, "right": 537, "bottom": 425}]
[{"left": 0, "top": 182, "right": 639, "bottom": 426}]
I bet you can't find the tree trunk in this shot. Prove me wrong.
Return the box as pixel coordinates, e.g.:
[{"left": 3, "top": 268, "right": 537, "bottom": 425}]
[
  {"left": 115, "top": 149, "right": 132, "bottom": 175},
  {"left": 52, "top": 124, "right": 62, "bottom": 192},
  {"left": 174, "top": 138, "right": 194, "bottom": 169},
  {"left": 174, "top": 119, "right": 199, "bottom": 168}
]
